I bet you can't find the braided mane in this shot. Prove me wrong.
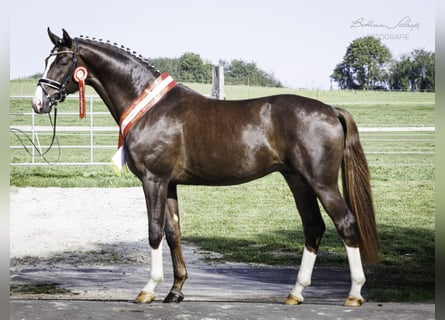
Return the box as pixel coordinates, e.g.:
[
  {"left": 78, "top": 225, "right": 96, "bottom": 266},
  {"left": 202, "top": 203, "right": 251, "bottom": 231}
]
[{"left": 78, "top": 35, "right": 161, "bottom": 74}]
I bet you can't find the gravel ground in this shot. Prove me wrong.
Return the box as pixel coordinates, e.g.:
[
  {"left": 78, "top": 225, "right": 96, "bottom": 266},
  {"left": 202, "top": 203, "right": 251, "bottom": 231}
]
[
  {"left": 9, "top": 187, "right": 436, "bottom": 320},
  {"left": 10, "top": 187, "right": 149, "bottom": 258},
  {"left": 10, "top": 187, "right": 310, "bottom": 302},
  {"left": 10, "top": 187, "right": 153, "bottom": 300}
]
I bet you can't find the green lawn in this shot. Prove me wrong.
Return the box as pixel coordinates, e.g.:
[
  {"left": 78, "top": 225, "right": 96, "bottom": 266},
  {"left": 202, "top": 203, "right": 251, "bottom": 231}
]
[{"left": 10, "top": 80, "right": 435, "bottom": 302}]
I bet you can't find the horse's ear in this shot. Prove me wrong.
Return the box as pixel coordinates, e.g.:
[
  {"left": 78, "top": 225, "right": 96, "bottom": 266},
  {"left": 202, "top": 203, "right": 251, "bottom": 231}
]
[
  {"left": 47, "top": 27, "right": 61, "bottom": 45},
  {"left": 62, "top": 29, "right": 73, "bottom": 48}
]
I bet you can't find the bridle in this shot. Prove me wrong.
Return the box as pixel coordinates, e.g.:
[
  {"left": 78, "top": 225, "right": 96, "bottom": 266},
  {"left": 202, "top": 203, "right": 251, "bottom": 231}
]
[
  {"left": 37, "top": 39, "right": 79, "bottom": 107},
  {"left": 21, "top": 38, "right": 80, "bottom": 163}
]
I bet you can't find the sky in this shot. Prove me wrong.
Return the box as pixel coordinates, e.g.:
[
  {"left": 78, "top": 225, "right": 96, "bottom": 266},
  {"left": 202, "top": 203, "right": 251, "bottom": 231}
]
[{"left": 9, "top": 0, "right": 435, "bottom": 89}]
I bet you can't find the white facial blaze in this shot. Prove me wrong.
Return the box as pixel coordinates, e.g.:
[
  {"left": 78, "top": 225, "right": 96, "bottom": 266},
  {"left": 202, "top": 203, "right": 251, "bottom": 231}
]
[
  {"left": 32, "top": 87, "right": 44, "bottom": 112},
  {"left": 32, "top": 55, "right": 57, "bottom": 112},
  {"left": 43, "top": 54, "right": 57, "bottom": 78}
]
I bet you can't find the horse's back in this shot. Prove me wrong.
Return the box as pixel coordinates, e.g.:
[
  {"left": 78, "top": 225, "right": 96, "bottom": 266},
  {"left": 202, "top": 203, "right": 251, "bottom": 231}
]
[{"left": 162, "top": 89, "right": 345, "bottom": 185}]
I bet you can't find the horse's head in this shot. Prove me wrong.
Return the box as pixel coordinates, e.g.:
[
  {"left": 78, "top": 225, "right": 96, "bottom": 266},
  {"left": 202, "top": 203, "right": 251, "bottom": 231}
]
[{"left": 32, "top": 28, "right": 80, "bottom": 114}]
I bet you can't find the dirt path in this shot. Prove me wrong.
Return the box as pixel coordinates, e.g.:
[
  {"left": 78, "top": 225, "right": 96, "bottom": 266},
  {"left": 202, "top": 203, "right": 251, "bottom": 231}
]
[
  {"left": 10, "top": 187, "right": 351, "bottom": 303},
  {"left": 10, "top": 187, "right": 148, "bottom": 257}
]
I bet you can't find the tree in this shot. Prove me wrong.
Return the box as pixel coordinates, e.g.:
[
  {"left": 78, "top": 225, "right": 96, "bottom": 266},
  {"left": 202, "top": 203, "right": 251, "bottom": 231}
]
[
  {"left": 388, "top": 54, "right": 413, "bottom": 91},
  {"left": 178, "top": 52, "right": 212, "bottom": 83},
  {"left": 388, "top": 49, "right": 435, "bottom": 92},
  {"left": 331, "top": 36, "right": 391, "bottom": 90},
  {"left": 223, "top": 59, "right": 282, "bottom": 87},
  {"left": 150, "top": 54, "right": 282, "bottom": 87},
  {"left": 331, "top": 62, "right": 358, "bottom": 90},
  {"left": 150, "top": 57, "right": 180, "bottom": 79},
  {"left": 411, "top": 49, "right": 435, "bottom": 91}
]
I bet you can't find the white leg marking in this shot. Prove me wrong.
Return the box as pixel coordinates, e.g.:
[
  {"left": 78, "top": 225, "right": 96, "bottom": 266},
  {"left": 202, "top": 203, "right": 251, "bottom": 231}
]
[
  {"left": 345, "top": 245, "right": 366, "bottom": 299},
  {"left": 142, "top": 242, "right": 164, "bottom": 295},
  {"left": 290, "top": 247, "right": 317, "bottom": 302}
]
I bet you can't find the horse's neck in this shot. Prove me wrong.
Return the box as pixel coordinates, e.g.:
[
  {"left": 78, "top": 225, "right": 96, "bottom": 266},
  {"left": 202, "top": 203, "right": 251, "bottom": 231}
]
[{"left": 79, "top": 40, "right": 159, "bottom": 124}]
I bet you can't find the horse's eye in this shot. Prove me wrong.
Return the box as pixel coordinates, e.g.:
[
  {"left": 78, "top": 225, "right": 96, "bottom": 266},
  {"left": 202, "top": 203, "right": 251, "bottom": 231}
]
[{"left": 57, "top": 59, "right": 69, "bottom": 67}]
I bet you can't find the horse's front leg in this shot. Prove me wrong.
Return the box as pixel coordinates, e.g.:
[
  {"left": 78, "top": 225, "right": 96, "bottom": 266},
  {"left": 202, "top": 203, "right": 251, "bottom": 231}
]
[
  {"left": 134, "top": 177, "right": 168, "bottom": 304},
  {"left": 163, "top": 184, "right": 188, "bottom": 303},
  {"left": 135, "top": 244, "right": 164, "bottom": 303}
]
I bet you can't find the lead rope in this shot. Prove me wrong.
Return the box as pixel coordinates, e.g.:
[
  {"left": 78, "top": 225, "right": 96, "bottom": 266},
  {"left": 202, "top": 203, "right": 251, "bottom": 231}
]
[{"left": 10, "top": 107, "right": 60, "bottom": 164}]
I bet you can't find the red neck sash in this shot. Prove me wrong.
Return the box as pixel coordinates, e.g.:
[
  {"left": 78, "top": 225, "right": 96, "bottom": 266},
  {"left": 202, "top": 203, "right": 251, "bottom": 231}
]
[
  {"left": 111, "top": 72, "right": 176, "bottom": 175},
  {"left": 118, "top": 72, "right": 176, "bottom": 147}
]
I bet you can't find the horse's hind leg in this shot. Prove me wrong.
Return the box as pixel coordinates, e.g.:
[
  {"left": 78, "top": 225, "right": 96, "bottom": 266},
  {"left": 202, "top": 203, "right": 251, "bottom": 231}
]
[
  {"left": 282, "top": 173, "right": 326, "bottom": 305},
  {"left": 313, "top": 184, "right": 366, "bottom": 306},
  {"left": 163, "top": 184, "right": 188, "bottom": 303}
]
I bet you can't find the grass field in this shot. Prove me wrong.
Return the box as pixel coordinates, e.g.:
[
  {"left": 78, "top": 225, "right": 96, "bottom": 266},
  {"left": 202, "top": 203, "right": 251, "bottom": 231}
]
[{"left": 10, "top": 80, "right": 435, "bottom": 302}]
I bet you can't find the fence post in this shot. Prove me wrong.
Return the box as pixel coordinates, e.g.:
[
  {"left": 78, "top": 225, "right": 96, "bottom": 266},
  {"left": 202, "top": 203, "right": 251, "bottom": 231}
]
[
  {"left": 211, "top": 64, "right": 225, "bottom": 100},
  {"left": 89, "top": 95, "right": 94, "bottom": 164},
  {"left": 31, "top": 109, "right": 35, "bottom": 164}
]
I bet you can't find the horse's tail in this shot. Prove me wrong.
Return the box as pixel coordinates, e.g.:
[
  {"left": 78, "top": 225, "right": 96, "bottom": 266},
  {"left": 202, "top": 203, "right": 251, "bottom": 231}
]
[{"left": 335, "top": 107, "right": 380, "bottom": 264}]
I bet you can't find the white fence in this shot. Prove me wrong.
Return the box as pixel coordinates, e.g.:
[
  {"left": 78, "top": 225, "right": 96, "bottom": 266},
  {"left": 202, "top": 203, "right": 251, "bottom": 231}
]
[
  {"left": 10, "top": 95, "right": 117, "bottom": 166},
  {"left": 10, "top": 95, "right": 435, "bottom": 167}
]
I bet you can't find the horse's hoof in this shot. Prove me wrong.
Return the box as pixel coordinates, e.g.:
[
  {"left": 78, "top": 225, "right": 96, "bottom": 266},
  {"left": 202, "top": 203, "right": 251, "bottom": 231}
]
[
  {"left": 134, "top": 290, "right": 155, "bottom": 304},
  {"left": 343, "top": 295, "right": 364, "bottom": 307},
  {"left": 284, "top": 293, "right": 304, "bottom": 305},
  {"left": 163, "top": 291, "right": 184, "bottom": 303}
]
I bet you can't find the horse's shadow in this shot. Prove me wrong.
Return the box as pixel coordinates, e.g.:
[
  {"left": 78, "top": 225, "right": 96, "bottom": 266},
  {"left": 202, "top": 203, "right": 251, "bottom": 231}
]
[
  {"left": 10, "top": 224, "right": 434, "bottom": 302},
  {"left": 10, "top": 238, "right": 350, "bottom": 303}
]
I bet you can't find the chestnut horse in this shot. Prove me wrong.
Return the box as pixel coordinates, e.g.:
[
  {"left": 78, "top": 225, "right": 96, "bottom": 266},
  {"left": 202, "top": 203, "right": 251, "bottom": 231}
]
[{"left": 32, "top": 29, "right": 379, "bottom": 306}]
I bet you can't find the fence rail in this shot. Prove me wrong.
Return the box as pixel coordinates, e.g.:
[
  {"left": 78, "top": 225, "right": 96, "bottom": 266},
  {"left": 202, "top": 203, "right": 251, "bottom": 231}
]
[
  {"left": 10, "top": 95, "right": 117, "bottom": 166},
  {"left": 10, "top": 95, "right": 435, "bottom": 167}
]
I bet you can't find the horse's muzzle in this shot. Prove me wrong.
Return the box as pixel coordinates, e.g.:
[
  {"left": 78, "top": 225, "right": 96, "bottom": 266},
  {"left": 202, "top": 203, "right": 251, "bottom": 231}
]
[
  {"left": 32, "top": 86, "right": 52, "bottom": 114},
  {"left": 32, "top": 98, "right": 42, "bottom": 113}
]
